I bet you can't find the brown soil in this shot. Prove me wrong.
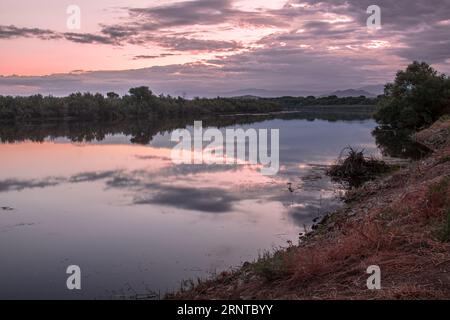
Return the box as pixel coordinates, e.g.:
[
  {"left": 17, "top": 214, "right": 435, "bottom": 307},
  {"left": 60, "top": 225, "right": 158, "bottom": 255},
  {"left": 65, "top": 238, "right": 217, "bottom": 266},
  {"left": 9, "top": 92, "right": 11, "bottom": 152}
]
[
  {"left": 415, "top": 116, "right": 450, "bottom": 151},
  {"left": 170, "top": 119, "right": 450, "bottom": 300}
]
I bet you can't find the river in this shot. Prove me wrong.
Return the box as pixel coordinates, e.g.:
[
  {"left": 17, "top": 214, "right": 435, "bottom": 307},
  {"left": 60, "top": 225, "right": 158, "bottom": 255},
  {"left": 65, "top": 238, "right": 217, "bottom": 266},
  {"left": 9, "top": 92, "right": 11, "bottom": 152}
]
[{"left": 0, "top": 113, "right": 380, "bottom": 299}]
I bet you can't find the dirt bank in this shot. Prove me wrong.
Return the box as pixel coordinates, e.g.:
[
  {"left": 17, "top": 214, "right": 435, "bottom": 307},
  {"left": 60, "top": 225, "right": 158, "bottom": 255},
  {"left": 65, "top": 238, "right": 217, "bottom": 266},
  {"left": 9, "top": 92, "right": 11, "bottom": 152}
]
[{"left": 170, "top": 119, "right": 450, "bottom": 300}]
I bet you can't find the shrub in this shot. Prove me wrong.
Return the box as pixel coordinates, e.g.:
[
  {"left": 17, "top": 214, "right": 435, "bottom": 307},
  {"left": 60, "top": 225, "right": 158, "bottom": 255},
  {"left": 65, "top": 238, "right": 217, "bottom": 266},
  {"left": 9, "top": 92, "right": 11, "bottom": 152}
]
[
  {"left": 374, "top": 61, "right": 450, "bottom": 129},
  {"left": 251, "top": 250, "right": 294, "bottom": 281},
  {"left": 327, "top": 147, "right": 391, "bottom": 188}
]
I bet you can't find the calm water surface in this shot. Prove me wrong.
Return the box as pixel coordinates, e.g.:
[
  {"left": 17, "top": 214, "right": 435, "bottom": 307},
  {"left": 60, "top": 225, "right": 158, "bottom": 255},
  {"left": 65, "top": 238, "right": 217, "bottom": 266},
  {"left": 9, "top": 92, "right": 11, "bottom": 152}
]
[{"left": 0, "top": 116, "right": 379, "bottom": 299}]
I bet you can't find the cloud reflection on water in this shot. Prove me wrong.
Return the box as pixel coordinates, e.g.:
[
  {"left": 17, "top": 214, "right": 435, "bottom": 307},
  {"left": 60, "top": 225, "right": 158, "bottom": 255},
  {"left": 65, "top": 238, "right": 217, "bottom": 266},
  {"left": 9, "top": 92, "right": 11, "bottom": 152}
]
[{"left": 0, "top": 160, "right": 340, "bottom": 220}]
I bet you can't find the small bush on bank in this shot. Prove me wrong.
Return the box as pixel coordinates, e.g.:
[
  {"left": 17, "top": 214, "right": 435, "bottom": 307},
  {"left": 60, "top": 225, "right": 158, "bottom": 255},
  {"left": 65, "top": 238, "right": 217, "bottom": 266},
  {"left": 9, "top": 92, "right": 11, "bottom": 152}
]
[
  {"left": 327, "top": 147, "right": 391, "bottom": 188},
  {"left": 251, "top": 250, "right": 294, "bottom": 281}
]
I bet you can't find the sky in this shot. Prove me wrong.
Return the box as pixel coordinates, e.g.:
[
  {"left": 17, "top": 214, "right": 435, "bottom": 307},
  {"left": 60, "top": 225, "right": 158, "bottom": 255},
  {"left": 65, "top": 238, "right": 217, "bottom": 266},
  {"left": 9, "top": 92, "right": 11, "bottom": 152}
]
[{"left": 0, "top": 0, "right": 449, "bottom": 96}]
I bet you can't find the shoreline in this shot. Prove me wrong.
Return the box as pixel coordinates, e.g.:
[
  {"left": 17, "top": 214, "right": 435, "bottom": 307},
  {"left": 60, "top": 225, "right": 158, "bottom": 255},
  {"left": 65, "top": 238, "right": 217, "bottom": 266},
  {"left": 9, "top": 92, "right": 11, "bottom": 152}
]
[{"left": 169, "top": 118, "right": 450, "bottom": 300}]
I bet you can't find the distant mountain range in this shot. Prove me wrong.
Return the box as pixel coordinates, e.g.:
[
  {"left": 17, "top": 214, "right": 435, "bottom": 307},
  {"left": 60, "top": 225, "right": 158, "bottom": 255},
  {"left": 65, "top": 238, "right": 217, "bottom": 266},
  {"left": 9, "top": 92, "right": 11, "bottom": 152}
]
[
  {"left": 214, "top": 85, "right": 384, "bottom": 99},
  {"left": 321, "top": 89, "right": 375, "bottom": 98},
  {"left": 217, "top": 88, "right": 323, "bottom": 98}
]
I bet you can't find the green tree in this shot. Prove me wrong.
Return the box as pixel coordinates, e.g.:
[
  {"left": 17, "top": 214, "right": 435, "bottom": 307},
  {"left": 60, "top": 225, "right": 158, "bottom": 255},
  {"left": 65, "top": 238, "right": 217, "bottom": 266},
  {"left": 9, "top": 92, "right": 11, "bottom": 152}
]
[
  {"left": 374, "top": 61, "right": 450, "bottom": 129},
  {"left": 107, "top": 92, "right": 120, "bottom": 99},
  {"left": 128, "top": 86, "right": 154, "bottom": 101}
]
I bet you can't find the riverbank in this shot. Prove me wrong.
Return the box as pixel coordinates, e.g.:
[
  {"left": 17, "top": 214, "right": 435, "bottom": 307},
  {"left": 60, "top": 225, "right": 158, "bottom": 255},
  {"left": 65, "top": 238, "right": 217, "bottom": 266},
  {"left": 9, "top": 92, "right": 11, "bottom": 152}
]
[{"left": 170, "top": 118, "right": 450, "bottom": 300}]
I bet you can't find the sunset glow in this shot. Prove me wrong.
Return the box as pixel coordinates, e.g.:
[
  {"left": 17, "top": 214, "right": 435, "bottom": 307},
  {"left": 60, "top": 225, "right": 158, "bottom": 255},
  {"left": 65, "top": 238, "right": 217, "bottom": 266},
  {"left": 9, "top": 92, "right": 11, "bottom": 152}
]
[{"left": 0, "top": 0, "right": 449, "bottom": 96}]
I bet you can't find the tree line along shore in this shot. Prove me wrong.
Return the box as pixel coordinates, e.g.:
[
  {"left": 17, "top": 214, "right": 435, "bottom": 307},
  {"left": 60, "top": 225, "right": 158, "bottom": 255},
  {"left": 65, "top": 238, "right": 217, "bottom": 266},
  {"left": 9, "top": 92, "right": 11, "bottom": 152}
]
[{"left": 0, "top": 86, "right": 378, "bottom": 122}]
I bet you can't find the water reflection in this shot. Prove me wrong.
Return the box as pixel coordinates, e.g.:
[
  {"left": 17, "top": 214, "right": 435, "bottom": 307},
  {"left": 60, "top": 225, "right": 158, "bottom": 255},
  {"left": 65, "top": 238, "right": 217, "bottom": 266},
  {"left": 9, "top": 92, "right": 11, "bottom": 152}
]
[
  {"left": 0, "top": 111, "right": 373, "bottom": 145},
  {"left": 372, "top": 127, "right": 431, "bottom": 159},
  {"left": 0, "top": 113, "right": 379, "bottom": 299}
]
